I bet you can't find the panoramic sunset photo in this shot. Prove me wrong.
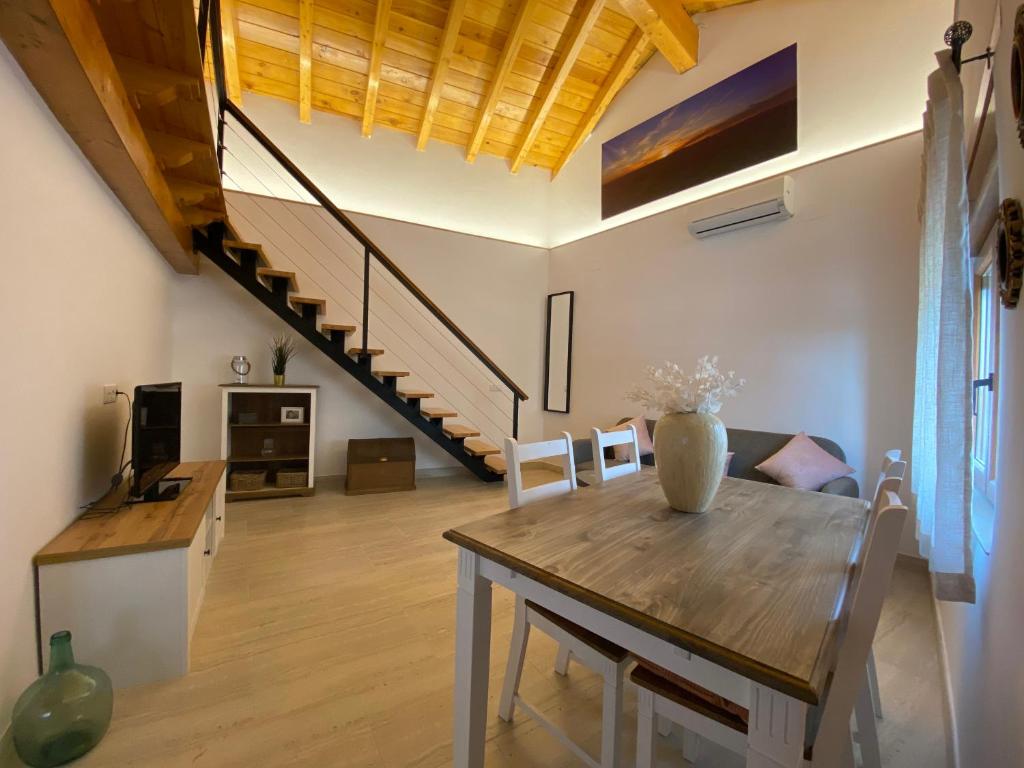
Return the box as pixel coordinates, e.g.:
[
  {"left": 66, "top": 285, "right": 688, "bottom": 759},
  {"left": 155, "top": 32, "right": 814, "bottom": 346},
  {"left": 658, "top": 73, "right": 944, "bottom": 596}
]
[{"left": 601, "top": 44, "right": 798, "bottom": 219}]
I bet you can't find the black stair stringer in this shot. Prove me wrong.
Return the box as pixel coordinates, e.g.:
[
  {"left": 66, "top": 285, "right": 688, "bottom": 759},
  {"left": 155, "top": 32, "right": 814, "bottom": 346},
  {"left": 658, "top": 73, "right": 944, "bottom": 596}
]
[{"left": 193, "top": 227, "right": 502, "bottom": 482}]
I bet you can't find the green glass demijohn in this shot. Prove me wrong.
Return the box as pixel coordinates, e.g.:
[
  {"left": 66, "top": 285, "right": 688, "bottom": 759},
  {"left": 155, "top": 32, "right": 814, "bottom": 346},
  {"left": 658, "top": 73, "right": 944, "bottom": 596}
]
[{"left": 11, "top": 631, "right": 113, "bottom": 767}]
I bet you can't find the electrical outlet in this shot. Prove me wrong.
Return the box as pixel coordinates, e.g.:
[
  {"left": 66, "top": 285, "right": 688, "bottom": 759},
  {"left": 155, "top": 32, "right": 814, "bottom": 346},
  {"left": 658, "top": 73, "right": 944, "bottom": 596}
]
[{"left": 103, "top": 385, "right": 118, "bottom": 405}]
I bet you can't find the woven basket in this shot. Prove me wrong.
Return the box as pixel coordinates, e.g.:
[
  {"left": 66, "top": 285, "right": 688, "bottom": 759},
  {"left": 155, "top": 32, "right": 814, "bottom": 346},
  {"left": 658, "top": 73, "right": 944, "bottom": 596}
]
[
  {"left": 276, "top": 469, "right": 308, "bottom": 489},
  {"left": 230, "top": 469, "right": 266, "bottom": 492}
]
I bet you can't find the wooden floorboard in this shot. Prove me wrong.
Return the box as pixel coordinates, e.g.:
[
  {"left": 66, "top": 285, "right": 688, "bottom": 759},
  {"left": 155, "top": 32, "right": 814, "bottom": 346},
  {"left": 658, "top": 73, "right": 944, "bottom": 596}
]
[{"left": 15, "top": 472, "right": 950, "bottom": 768}]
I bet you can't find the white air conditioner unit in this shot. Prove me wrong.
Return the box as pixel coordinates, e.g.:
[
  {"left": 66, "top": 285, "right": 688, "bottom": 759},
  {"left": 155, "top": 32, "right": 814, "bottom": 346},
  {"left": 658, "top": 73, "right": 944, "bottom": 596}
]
[{"left": 687, "top": 176, "right": 794, "bottom": 239}]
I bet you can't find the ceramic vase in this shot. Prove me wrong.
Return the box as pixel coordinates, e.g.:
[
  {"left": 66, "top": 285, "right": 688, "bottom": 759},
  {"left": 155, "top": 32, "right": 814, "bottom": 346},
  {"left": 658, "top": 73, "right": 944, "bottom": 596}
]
[
  {"left": 11, "top": 631, "right": 113, "bottom": 767},
  {"left": 653, "top": 412, "right": 727, "bottom": 513}
]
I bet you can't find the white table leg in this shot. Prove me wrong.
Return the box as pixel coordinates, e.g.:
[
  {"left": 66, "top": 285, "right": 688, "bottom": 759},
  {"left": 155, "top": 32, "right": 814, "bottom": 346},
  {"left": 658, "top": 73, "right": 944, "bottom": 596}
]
[
  {"left": 746, "top": 683, "right": 807, "bottom": 768},
  {"left": 454, "top": 548, "right": 492, "bottom": 768}
]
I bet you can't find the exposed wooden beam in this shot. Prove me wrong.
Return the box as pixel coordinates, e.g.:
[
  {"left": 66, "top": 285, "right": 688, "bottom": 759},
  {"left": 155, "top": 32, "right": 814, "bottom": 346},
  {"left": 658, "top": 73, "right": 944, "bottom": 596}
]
[
  {"left": 220, "top": 0, "right": 243, "bottom": 103},
  {"left": 0, "top": 0, "right": 197, "bottom": 273},
  {"left": 362, "top": 0, "right": 392, "bottom": 137},
  {"left": 552, "top": 28, "right": 653, "bottom": 177},
  {"left": 510, "top": 0, "right": 605, "bottom": 173},
  {"left": 616, "top": 0, "right": 698, "bottom": 73},
  {"left": 416, "top": 0, "right": 467, "bottom": 150},
  {"left": 298, "top": 0, "right": 313, "bottom": 123},
  {"left": 465, "top": 0, "right": 541, "bottom": 163}
]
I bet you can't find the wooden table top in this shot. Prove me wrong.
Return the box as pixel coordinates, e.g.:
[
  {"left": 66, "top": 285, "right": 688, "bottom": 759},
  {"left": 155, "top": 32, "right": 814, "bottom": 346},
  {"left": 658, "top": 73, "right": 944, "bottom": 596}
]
[
  {"left": 36, "top": 461, "right": 226, "bottom": 566},
  {"left": 444, "top": 471, "right": 869, "bottom": 704}
]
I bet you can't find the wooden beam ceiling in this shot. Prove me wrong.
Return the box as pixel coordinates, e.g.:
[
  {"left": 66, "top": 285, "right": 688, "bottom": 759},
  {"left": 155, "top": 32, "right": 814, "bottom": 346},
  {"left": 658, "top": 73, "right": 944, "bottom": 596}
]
[
  {"left": 417, "top": 0, "right": 468, "bottom": 151},
  {"left": 616, "top": 0, "right": 698, "bottom": 73},
  {"left": 0, "top": 0, "right": 201, "bottom": 273},
  {"left": 299, "top": 0, "right": 313, "bottom": 123},
  {"left": 510, "top": 0, "right": 605, "bottom": 173},
  {"left": 553, "top": 26, "right": 654, "bottom": 176},
  {"left": 362, "top": 0, "right": 393, "bottom": 137},
  {"left": 202, "top": 0, "right": 760, "bottom": 174},
  {"left": 466, "top": 0, "right": 543, "bottom": 163},
  {"left": 220, "top": 0, "right": 244, "bottom": 103}
]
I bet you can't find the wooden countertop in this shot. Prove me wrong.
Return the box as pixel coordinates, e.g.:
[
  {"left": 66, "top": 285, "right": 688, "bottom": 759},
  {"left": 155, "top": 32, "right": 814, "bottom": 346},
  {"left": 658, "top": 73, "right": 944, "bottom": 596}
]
[
  {"left": 444, "top": 472, "right": 869, "bottom": 705},
  {"left": 36, "top": 461, "right": 226, "bottom": 566}
]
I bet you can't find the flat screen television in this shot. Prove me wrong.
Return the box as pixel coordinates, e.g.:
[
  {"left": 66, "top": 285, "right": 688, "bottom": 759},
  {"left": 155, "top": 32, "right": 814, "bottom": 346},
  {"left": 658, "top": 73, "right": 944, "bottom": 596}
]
[{"left": 131, "top": 382, "right": 182, "bottom": 499}]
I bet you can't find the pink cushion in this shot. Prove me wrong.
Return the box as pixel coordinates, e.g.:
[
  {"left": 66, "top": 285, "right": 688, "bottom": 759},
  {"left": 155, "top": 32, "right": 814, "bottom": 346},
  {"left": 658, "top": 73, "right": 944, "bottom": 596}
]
[
  {"left": 755, "top": 432, "right": 854, "bottom": 491},
  {"left": 609, "top": 416, "right": 654, "bottom": 460},
  {"left": 723, "top": 451, "right": 735, "bottom": 478}
]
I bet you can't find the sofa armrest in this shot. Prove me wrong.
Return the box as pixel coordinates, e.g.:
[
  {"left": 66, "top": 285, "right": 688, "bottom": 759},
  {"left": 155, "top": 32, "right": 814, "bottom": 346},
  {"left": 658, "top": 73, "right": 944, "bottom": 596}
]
[{"left": 820, "top": 476, "right": 860, "bottom": 498}]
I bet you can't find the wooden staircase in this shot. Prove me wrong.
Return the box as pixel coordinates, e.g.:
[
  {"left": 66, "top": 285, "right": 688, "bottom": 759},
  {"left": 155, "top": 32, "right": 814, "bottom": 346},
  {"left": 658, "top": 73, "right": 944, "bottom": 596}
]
[{"left": 194, "top": 225, "right": 509, "bottom": 482}]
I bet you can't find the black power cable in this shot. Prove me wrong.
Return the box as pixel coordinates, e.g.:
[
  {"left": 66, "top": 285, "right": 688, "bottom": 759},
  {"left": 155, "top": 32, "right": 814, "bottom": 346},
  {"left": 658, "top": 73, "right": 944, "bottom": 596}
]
[{"left": 79, "top": 390, "right": 134, "bottom": 513}]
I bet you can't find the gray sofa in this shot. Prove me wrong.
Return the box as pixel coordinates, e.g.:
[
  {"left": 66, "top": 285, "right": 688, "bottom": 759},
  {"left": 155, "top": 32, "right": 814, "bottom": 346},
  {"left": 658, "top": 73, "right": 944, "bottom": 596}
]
[{"left": 573, "top": 418, "right": 859, "bottom": 498}]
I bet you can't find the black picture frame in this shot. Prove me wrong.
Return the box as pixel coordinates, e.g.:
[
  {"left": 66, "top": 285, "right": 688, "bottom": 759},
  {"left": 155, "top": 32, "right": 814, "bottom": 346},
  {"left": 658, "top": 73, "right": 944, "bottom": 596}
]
[{"left": 543, "top": 291, "right": 575, "bottom": 414}]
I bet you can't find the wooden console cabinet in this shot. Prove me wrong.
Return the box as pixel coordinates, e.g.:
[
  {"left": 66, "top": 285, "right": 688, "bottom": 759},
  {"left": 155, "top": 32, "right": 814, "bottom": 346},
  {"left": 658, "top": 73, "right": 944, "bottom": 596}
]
[{"left": 34, "top": 461, "right": 226, "bottom": 688}]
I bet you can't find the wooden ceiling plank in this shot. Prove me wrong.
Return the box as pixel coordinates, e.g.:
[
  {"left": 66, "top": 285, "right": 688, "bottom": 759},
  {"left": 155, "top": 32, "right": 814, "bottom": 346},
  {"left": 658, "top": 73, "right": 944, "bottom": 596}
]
[
  {"left": 509, "top": 0, "right": 604, "bottom": 173},
  {"left": 552, "top": 27, "right": 652, "bottom": 176},
  {"left": 299, "top": 0, "right": 314, "bottom": 122},
  {"left": 0, "top": 0, "right": 197, "bottom": 272},
  {"left": 362, "top": 0, "right": 394, "bottom": 136},
  {"left": 616, "top": 0, "right": 697, "bottom": 73},
  {"left": 465, "top": 0, "right": 542, "bottom": 163},
  {"left": 221, "top": 0, "right": 245, "bottom": 103},
  {"left": 416, "top": 0, "right": 468, "bottom": 149}
]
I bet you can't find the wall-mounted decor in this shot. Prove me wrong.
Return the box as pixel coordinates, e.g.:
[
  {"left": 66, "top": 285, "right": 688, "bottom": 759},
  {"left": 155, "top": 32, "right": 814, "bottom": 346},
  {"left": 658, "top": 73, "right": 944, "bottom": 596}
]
[
  {"left": 601, "top": 44, "right": 798, "bottom": 219},
  {"left": 998, "top": 198, "right": 1024, "bottom": 308},
  {"left": 544, "top": 291, "right": 574, "bottom": 413},
  {"left": 1012, "top": 7, "right": 1024, "bottom": 147}
]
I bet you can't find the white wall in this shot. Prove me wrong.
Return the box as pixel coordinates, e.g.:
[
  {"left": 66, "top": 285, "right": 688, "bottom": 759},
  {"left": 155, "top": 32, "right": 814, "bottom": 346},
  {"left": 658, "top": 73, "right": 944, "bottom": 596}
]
[
  {"left": 0, "top": 45, "right": 177, "bottom": 732},
  {"left": 936, "top": 2, "right": 1024, "bottom": 764},
  {"left": 223, "top": 93, "right": 552, "bottom": 247},
  {"left": 546, "top": 135, "right": 921, "bottom": 520},
  {"left": 172, "top": 191, "right": 548, "bottom": 474},
  {"left": 547, "top": 0, "right": 950, "bottom": 245}
]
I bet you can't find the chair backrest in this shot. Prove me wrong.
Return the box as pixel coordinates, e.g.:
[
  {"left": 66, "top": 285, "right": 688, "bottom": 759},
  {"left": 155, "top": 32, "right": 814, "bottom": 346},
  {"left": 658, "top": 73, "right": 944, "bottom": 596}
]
[
  {"left": 504, "top": 432, "right": 577, "bottom": 509},
  {"left": 811, "top": 490, "right": 908, "bottom": 764},
  {"left": 872, "top": 449, "right": 906, "bottom": 499},
  {"left": 590, "top": 424, "right": 641, "bottom": 483}
]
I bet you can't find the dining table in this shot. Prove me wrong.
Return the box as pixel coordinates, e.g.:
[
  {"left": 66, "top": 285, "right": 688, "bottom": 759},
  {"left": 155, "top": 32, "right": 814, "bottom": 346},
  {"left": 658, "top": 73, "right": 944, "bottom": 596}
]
[{"left": 442, "top": 468, "right": 870, "bottom": 768}]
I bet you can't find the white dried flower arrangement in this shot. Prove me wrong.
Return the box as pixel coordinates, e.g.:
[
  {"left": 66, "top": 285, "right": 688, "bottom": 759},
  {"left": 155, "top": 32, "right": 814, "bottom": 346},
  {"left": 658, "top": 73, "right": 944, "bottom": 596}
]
[{"left": 626, "top": 356, "right": 745, "bottom": 415}]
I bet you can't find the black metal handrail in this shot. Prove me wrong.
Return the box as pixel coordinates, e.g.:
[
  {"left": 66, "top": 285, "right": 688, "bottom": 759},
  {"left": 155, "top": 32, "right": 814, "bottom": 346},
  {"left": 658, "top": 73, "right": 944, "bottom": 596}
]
[{"left": 201, "top": 0, "right": 525, "bottom": 439}]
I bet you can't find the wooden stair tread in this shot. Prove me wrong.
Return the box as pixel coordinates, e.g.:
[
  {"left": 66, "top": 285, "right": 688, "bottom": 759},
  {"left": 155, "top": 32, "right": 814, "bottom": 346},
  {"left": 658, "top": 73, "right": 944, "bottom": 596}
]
[
  {"left": 443, "top": 424, "right": 480, "bottom": 439},
  {"left": 321, "top": 323, "right": 356, "bottom": 332},
  {"left": 464, "top": 438, "right": 500, "bottom": 457},
  {"left": 348, "top": 347, "right": 385, "bottom": 356},
  {"left": 398, "top": 389, "right": 434, "bottom": 399},
  {"left": 256, "top": 268, "right": 298, "bottom": 291},
  {"left": 289, "top": 296, "right": 326, "bottom": 314},
  {"left": 484, "top": 455, "right": 507, "bottom": 475},
  {"left": 168, "top": 177, "right": 218, "bottom": 206},
  {"left": 422, "top": 407, "right": 457, "bottom": 419},
  {"left": 374, "top": 370, "right": 410, "bottom": 377},
  {"left": 223, "top": 239, "right": 272, "bottom": 267}
]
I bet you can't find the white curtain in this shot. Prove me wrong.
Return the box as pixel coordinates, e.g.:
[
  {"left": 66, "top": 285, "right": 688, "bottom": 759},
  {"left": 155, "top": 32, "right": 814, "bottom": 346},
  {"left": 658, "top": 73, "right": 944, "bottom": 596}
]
[{"left": 912, "top": 50, "right": 975, "bottom": 603}]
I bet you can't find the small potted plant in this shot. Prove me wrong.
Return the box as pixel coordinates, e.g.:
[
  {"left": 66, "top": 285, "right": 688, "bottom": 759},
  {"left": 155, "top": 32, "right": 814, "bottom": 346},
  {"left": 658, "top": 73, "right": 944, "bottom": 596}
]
[
  {"left": 627, "top": 356, "right": 744, "bottom": 513},
  {"left": 269, "top": 335, "right": 296, "bottom": 386}
]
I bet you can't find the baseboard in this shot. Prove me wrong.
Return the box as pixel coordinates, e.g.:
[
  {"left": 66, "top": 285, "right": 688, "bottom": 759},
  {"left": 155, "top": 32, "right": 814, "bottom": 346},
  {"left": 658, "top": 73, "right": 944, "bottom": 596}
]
[{"left": 929, "top": 574, "right": 962, "bottom": 768}]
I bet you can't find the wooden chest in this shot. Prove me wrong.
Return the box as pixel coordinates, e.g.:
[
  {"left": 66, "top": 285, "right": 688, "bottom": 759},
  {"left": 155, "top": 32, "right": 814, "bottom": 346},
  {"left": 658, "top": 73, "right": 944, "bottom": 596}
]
[{"left": 345, "top": 437, "right": 416, "bottom": 495}]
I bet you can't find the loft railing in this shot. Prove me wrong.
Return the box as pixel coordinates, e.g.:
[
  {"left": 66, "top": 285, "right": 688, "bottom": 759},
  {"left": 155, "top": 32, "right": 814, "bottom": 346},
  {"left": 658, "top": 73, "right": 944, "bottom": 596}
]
[{"left": 201, "top": 0, "right": 526, "bottom": 437}]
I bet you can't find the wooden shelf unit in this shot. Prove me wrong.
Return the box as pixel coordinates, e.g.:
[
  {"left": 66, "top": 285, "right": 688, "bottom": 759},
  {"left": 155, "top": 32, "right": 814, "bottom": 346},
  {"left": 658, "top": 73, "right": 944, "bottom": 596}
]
[{"left": 220, "top": 385, "right": 317, "bottom": 501}]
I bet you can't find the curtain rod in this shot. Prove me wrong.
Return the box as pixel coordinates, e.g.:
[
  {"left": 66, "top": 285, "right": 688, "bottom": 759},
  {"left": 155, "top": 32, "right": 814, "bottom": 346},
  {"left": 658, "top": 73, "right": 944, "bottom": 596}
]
[{"left": 945, "top": 20, "right": 995, "bottom": 74}]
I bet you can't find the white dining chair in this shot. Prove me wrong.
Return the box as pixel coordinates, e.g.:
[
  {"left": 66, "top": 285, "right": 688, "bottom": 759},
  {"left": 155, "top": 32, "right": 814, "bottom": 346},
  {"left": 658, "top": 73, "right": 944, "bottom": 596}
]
[
  {"left": 498, "top": 433, "right": 631, "bottom": 768},
  {"left": 864, "top": 449, "right": 907, "bottom": 724},
  {"left": 589, "top": 424, "right": 641, "bottom": 483},
  {"left": 634, "top": 490, "right": 908, "bottom": 768}
]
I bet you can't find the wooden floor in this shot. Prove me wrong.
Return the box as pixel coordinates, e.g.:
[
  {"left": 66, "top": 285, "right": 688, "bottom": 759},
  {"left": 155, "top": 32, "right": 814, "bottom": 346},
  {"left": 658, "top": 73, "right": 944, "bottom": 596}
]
[{"left": 11, "top": 473, "right": 951, "bottom": 768}]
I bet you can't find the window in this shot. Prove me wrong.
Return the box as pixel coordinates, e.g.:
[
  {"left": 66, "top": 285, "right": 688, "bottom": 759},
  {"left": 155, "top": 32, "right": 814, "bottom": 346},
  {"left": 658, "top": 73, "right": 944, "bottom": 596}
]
[{"left": 971, "top": 235, "right": 1000, "bottom": 552}]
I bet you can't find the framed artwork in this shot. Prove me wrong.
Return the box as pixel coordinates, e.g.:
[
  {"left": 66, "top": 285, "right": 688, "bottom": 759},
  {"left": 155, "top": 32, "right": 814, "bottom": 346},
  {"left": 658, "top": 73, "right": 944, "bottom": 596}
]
[
  {"left": 601, "top": 44, "right": 798, "bottom": 219},
  {"left": 281, "top": 406, "right": 305, "bottom": 424}
]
